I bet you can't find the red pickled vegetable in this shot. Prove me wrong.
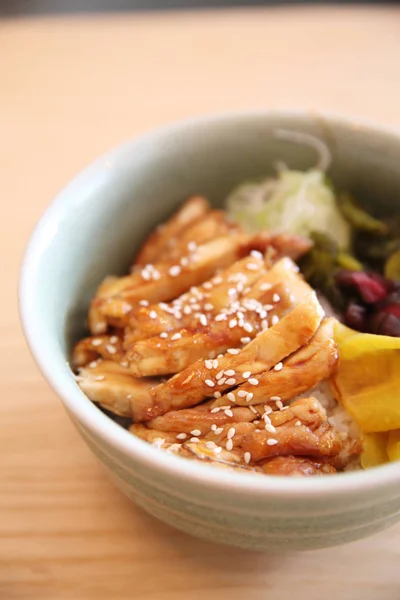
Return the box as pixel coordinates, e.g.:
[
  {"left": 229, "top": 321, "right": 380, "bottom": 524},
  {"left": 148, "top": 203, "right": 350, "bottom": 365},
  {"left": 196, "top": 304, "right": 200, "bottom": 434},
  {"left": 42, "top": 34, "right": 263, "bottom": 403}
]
[
  {"left": 345, "top": 302, "right": 367, "bottom": 331},
  {"left": 335, "top": 270, "right": 389, "bottom": 304}
]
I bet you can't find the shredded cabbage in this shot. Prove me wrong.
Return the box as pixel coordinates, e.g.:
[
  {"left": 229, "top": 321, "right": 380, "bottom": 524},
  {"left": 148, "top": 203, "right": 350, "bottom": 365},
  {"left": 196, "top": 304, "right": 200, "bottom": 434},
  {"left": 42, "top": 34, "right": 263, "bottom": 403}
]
[{"left": 227, "top": 169, "right": 351, "bottom": 250}]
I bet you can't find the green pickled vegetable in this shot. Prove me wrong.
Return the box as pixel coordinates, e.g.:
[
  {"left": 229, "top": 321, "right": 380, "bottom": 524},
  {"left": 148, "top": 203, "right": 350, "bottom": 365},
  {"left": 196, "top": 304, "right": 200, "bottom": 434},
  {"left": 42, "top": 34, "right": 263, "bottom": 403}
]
[
  {"left": 338, "top": 192, "right": 388, "bottom": 235},
  {"left": 337, "top": 252, "right": 363, "bottom": 271},
  {"left": 385, "top": 248, "right": 400, "bottom": 280}
]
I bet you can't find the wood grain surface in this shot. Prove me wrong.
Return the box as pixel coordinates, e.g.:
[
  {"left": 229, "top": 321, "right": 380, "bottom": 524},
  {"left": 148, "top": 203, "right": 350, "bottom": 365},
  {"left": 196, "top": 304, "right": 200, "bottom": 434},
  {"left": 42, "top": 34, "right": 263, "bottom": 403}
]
[{"left": 2, "top": 6, "right": 400, "bottom": 599}]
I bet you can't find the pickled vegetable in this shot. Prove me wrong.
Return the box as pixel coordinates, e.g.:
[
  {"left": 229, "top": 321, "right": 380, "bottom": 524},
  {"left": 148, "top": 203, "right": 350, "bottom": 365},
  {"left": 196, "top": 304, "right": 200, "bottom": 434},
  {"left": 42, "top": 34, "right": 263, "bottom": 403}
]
[
  {"left": 331, "top": 326, "right": 400, "bottom": 433},
  {"left": 385, "top": 248, "right": 400, "bottom": 280},
  {"left": 338, "top": 193, "right": 388, "bottom": 235},
  {"left": 361, "top": 432, "right": 389, "bottom": 468}
]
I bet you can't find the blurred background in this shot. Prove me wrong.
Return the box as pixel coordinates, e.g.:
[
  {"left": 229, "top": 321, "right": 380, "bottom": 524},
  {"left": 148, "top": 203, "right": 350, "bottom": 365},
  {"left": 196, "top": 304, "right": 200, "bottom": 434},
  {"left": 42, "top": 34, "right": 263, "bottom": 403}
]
[{"left": 3, "top": 0, "right": 399, "bottom": 15}]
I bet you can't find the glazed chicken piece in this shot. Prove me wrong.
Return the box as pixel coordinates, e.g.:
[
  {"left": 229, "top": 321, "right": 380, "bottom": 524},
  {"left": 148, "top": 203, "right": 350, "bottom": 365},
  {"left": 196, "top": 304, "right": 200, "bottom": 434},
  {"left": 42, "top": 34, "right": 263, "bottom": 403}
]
[
  {"left": 240, "top": 397, "right": 345, "bottom": 462},
  {"left": 124, "top": 254, "right": 266, "bottom": 344},
  {"left": 72, "top": 333, "right": 124, "bottom": 368},
  {"left": 138, "top": 292, "right": 324, "bottom": 421},
  {"left": 260, "top": 456, "right": 337, "bottom": 476},
  {"left": 75, "top": 360, "right": 159, "bottom": 418},
  {"left": 153, "top": 210, "right": 242, "bottom": 264},
  {"left": 211, "top": 318, "right": 338, "bottom": 407},
  {"left": 129, "top": 423, "right": 179, "bottom": 445},
  {"left": 126, "top": 258, "right": 318, "bottom": 377},
  {"left": 89, "top": 234, "right": 253, "bottom": 334},
  {"left": 147, "top": 404, "right": 256, "bottom": 436},
  {"left": 134, "top": 196, "right": 210, "bottom": 266}
]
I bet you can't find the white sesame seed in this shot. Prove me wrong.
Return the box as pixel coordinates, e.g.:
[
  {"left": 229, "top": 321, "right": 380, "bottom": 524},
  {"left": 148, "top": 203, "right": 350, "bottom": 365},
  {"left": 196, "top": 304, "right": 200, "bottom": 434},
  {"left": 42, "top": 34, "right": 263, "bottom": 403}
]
[
  {"left": 171, "top": 333, "right": 182, "bottom": 341},
  {"left": 211, "top": 424, "right": 217, "bottom": 431},
  {"left": 253, "top": 420, "right": 261, "bottom": 425},
  {"left": 106, "top": 345, "right": 116, "bottom": 354},
  {"left": 205, "top": 379, "right": 215, "bottom": 388},
  {"left": 224, "top": 409, "right": 233, "bottom": 417},
  {"left": 246, "top": 392, "right": 254, "bottom": 403},
  {"left": 169, "top": 265, "right": 181, "bottom": 277},
  {"left": 274, "top": 362, "right": 283, "bottom": 371},
  {"left": 160, "top": 332, "right": 168, "bottom": 339},
  {"left": 261, "top": 320, "right": 269, "bottom": 330},
  {"left": 199, "top": 314, "right": 208, "bottom": 326},
  {"left": 205, "top": 359, "right": 213, "bottom": 369},
  {"left": 270, "top": 396, "right": 281, "bottom": 401},
  {"left": 225, "top": 378, "right": 236, "bottom": 386},
  {"left": 94, "top": 375, "right": 105, "bottom": 381},
  {"left": 227, "top": 348, "right": 240, "bottom": 355},
  {"left": 191, "top": 429, "right": 201, "bottom": 437},
  {"left": 249, "top": 405, "right": 258, "bottom": 414},
  {"left": 248, "top": 378, "right": 259, "bottom": 386},
  {"left": 214, "top": 446, "right": 223, "bottom": 454},
  {"left": 89, "top": 360, "right": 98, "bottom": 368},
  {"left": 206, "top": 441, "right": 217, "bottom": 449},
  {"left": 188, "top": 241, "right": 197, "bottom": 252},
  {"left": 243, "top": 323, "right": 253, "bottom": 333},
  {"left": 120, "top": 361, "right": 128, "bottom": 368},
  {"left": 260, "top": 282, "right": 272, "bottom": 291},
  {"left": 92, "top": 338, "right": 102, "bottom": 346},
  {"left": 183, "top": 305, "right": 192, "bottom": 315},
  {"left": 259, "top": 309, "right": 267, "bottom": 319},
  {"left": 203, "top": 281, "right": 213, "bottom": 290},
  {"left": 192, "top": 304, "right": 201, "bottom": 311},
  {"left": 214, "top": 427, "right": 224, "bottom": 435},
  {"left": 141, "top": 270, "right": 151, "bottom": 281},
  {"left": 263, "top": 414, "right": 271, "bottom": 425},
  {"left": 229, "top": 318, "right": 238, "bottom": 329},
  {"left": 216, "top": 370, "right": 224, "bottom": 380},
  {"left": 190, "top": 437, "right": 200, "bottom": 443},
  {"left": 218, "top": 377, "right": 226, "bottom": 385},
  {"left": 271, "top": 315, "right": 280, "bottom": 326},
  {"left": 244, "top": 452, "right": 251, "bottom": 464},
  {"left": 139, "top": 299, "right": 149, "bottom": 307},
  {"left": 227, "top": 427, "right": 236, "bottom": 439},
  {"left": 149, "top": 310, "right": 157, "bottom": 319},
  {"left": 264, "top": 304, "right": 274, "bottom": 311},
  {"left": 217, "top": 354, "right": 224, "bottom": 359},
  {"left": 224, "top": 369, "right": 235, "bottom": 377},
  {"left": 176, "top": 433, "right": 187, "bottom": 440},
  {"left": 240, "top": 337, "right": 251, "bottom": 344},
  {"left": 204, "top": 303, "right": 214, "bottom": 311},
  {"left": 213, "top": 276, "right": 223, "bottom": 285},
  {"left": 277, "top": 400, "right": 284, "bottom": 410},
  {"left": 264, "top": 405, "right": 272, "bottom": 414},
  {"left": 213, "top": 392, "right": 221, "bottom": 400},
  {"left": 243, "top": 371, "right": 251, "bottom": 379},
  {"left": 237, "top": 390, "right": 248, "bottom": 398},
  {"left": 215, "top": 314, "right": 227, "bottom": 322},
  {"left": 267, "top": 439, "right": 278, "bottom": 446},
  {"left": 250, "top": 250, "right": 263, "bottom": 259},
  {"left": 265, "top": 423, "right": 276, "bottom": 433},
  {"left": 272, "top": 293, "right": 280, "bottom": 303},
  {"left": 226, "top": 439, "right": 234, "bottom": 451},
  {"left": 227, "top": 392, "right": 236, "bottom": 403},
  {"left": 295, "top": 420, "right": 302, "bottom": 427},
  {"left": 180, "top": 257, "right": 189, "bottom": 267},
  {"left": 246, "top": 263, "right": 259, "bottom": 271}
]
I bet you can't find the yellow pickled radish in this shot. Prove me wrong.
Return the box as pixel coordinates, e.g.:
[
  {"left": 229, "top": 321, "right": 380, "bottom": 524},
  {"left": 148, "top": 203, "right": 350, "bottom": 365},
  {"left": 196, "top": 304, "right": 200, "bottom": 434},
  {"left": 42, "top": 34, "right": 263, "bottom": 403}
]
[
  {"left": 361, "top": 432, "right": 389, "bottom": 468},
  {"left": 331, "top": 322, "right": 400, "bottom": 433},
  {"left": 387, "top": 430, "right": 400, "bottom": 462}
]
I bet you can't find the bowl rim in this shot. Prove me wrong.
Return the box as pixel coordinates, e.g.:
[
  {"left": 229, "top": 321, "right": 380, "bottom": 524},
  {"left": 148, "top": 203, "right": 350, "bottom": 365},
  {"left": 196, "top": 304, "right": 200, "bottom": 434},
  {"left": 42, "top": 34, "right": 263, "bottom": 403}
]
[{"left": 19, "top": 108, "right": 400, "bottom": 501}]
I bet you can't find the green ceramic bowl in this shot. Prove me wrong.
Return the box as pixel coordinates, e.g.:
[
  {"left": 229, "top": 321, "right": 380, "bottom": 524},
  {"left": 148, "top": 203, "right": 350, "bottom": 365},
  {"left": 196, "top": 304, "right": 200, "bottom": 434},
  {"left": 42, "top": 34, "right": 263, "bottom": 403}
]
[{"left": 20, "top": 110, "right": 400, "bottom": 551}]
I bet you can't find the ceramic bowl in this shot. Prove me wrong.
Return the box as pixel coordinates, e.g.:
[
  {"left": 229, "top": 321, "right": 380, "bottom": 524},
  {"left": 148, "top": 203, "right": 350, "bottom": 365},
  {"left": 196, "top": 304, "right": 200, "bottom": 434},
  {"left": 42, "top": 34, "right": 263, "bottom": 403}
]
[{"left": 20, "top": 110, "right": 400, "bottom": 551}]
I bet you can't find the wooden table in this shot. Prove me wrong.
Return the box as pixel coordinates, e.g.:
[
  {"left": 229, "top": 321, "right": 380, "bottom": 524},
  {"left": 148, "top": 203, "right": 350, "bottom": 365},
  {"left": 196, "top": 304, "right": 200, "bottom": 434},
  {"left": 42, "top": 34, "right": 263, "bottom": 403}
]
[{"left": 2, "top": 6, "right": 400, "bottom": 599}]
